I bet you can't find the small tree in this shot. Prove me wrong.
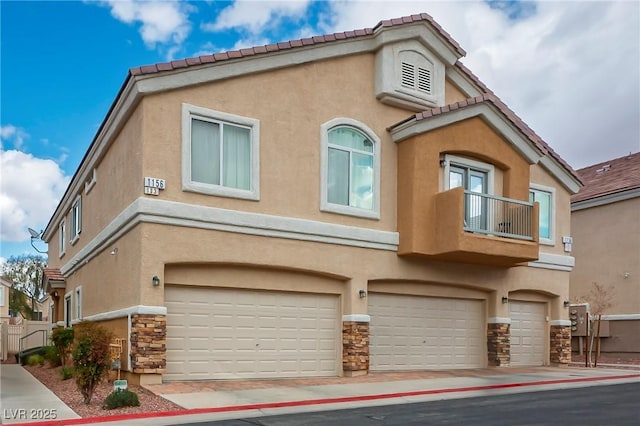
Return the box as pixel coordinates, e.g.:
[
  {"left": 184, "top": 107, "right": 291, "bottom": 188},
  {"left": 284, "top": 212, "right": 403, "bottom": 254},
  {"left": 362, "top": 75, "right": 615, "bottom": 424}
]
[
  {"left": 577, "top": 282, "right": 615, "bottom": 367},
  {"left": 51, "top": 328, "right": 74, "bottom": 366},
  {"left": 72, "top": 322, "right": 113, "bottom": 405}
]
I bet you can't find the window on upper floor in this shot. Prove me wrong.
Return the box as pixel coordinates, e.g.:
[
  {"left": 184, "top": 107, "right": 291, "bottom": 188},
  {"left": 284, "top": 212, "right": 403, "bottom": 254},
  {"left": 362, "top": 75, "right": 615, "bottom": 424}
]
[
  {"left": 182, "top": 103, "right": 260, "bottom": 200},
  {"left": 320, "top": 119, "right": 381, "bottom": 219},
  {"left": 0, "top": 286, "right": 5, "bottom": 307},
  {"left": 59, "top": 220, "right": 66, "bottom": 257},
  {"left": 70, "top": 195, "right": 82, "bottom": 244},
  {"left": 444, "top": 155, "right": 495, "bottom": 231},
  {"left": 530, "top": 184, "right": 555, "bottom": 245}
]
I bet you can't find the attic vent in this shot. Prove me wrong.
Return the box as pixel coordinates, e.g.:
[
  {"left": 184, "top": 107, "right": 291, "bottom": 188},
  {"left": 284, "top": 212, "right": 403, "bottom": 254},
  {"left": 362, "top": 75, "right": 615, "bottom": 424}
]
[
  {"left": 418, "top": 67, "right": 431, "bottom": 93},
  {"left": 401, "top": 62, "right": 415, "bottom": 88},
  {"left": 596, "top": 164, "right": 611, "bottom": 174},
  {"left": 400, "top": 61, "right": 432, "bottom": 94}
]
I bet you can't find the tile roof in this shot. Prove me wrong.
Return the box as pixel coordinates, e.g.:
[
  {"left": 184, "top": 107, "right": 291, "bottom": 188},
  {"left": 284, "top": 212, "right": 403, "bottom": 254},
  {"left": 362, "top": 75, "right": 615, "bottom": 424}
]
[
  {"left": 43, "top": 268, "right": 65, "bottom": 282},
  {"left": 129, "top": 13, "right": 465, "bottom": 76},
  {"left": 571, "top": 152, "right": 640, "bottom": 203},
  {"left": 393, "top": 92, "right": 582, "bottom": 183}
]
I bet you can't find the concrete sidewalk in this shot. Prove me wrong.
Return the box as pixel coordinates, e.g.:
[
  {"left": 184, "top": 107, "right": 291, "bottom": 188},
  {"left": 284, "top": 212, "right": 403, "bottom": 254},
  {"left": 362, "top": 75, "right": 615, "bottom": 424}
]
[
  {"left": 2, "top": 365, "right": 639, "bottom": 426},
  {"left": 0, "top": 364, "right": 79, "bottom": 424}
]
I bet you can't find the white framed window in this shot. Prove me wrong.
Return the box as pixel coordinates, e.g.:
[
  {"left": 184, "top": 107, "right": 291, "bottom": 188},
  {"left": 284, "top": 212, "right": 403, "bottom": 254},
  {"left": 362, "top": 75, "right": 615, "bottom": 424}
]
[
  {"left": 321, "top": 118, "right": 380, "bottom": 219},
  {"left": 182, "top": 103, "right": 260, "bottom": 200},
  {"left": 443, "top": 155, "right": 495, "bottom": 231},
  {"left": 70, "top": 195, "right": 82, "bottom": 244},
  {"left": 64, "top": 292, "right": 72, "bottom": 328},
  {"left": 74, "top": 286, "right": 82, "bottom": 321},
  {"left": 58, "top": 220, "right": 66, "bottom": 257},
  {"left": 530, "top": 184, "right": 555, "bottom": 245}
]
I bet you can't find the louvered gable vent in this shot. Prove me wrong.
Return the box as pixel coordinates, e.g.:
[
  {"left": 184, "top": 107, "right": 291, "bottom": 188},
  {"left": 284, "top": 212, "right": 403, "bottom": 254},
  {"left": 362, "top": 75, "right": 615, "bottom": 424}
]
[{"left": 400, "top": 56, "right": 432, "bottom": 95}]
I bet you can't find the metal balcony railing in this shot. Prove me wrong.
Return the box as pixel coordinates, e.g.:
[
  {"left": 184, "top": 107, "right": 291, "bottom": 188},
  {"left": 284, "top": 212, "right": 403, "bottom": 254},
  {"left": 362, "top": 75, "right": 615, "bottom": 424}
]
[{"left": 463, "top": 191, "right": 534, "bottom": 241}]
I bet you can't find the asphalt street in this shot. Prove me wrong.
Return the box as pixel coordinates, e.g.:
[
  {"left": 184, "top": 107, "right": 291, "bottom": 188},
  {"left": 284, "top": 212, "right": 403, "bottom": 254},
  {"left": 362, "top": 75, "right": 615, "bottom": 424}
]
[{"left": 175, "top": 382, "right": 640, "bottom": 426}]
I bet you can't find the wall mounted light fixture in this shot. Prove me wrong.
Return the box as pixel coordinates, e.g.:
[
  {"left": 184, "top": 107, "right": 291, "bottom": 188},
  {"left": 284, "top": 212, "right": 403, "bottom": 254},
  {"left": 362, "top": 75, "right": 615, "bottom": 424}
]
[
  {"left": 501, "top": 296, "right": 509, "bottom": 304},
  {"left": 359, "top": 289, "right": 367, "bottom": 299},
  {"left": 152, "top": 276, "right": 160, "bottom": 287},
  {"left": 564, "top": 300, "right": 571, "bottom": 307},
  {"left": 110, "top": 248, "right": 118, "bottom": 255}
]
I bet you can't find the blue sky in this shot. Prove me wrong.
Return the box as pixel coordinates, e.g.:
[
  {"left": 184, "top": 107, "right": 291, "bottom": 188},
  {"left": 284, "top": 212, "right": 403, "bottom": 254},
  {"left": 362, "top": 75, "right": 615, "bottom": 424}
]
[{"left": 1, "top": 0, "right": 639, "bottom": 263}]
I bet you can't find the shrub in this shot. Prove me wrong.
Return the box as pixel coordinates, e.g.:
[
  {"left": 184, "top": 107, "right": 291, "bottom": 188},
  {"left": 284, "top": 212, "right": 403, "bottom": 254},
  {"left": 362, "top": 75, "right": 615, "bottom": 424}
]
[
  {"left": 18, "top": 346, "right": 47, "bottom": 365},
  {"left": 27, "top": 354, "right": 45, "bottom": 366},
  {"left": 60, "top": 366, "right": 74, "bottom": 380},
  {"left": 72, "top": 322, "right": 113, "bottom": 405},
  {"left": 44, "top": 345, "right": 62, "bottom": 367},
  {"left": 51, "top": 328, "right": 74, "bottom": 366},
  {"left": 103, "top": 389, "right": 140, "bottom": 410}
]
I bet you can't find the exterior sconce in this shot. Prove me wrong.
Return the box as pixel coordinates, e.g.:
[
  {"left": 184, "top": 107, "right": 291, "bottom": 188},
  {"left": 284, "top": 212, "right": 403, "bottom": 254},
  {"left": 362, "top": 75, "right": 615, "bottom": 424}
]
[
  {"left": 53, "top": 291, "right": 58, "bottom": 298},
  {"left": 110, "top": 248, "right": 118, "bottom": 255},
  {"left": 564, "top": 300, "right": 571, "bottom": 307},
  {"left": 439, "top": 159, "right": 446, "bottom": 168},
  {"left": 501, "top": 296, "right": 509, "bottom": 304},
  {"left": 359, "top": 290, "right": 367, "bottom": 299},
  {"left": 152, "top": 276, "right": 160, "bottom": 287}
]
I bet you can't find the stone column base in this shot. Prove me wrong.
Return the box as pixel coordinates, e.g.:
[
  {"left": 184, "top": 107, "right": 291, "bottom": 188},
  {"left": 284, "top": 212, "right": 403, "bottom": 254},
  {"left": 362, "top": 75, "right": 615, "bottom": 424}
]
[
  {"left": 342, "top": 321, "right": 369, "bottom": 374},
  {"left": 487, "top": 322, "right": 510, "bottom": 367},
  {"left": 130, "top": 314, "right": 167, "bottom": 374},
  {"left": 550, "top": 325, "right": 571, "bottom": 364}
]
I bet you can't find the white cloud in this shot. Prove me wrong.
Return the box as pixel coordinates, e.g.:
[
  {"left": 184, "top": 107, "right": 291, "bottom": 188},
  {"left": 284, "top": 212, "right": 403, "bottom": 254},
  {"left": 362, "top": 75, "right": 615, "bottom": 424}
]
[
  {"left": 321, "top": 1, "right": 640, "bottom": 169},
  {"left": 202, "top": 0, "right": 310, "bottom": 34},
  {"left": 1, "top": 125, "right": 28, "bottom": 150},
  {"left": 0, "top": 149, "right": 70, "bottom": 242},
  {"left": 97, "top": 0, "right": 194, "bottom": 58}
]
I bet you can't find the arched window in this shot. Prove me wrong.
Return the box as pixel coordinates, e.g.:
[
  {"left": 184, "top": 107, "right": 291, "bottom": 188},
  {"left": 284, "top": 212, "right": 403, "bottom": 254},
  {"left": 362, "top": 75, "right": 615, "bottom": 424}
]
[{"left": 321, "top": 119, "right": 380, "bottom": 219}]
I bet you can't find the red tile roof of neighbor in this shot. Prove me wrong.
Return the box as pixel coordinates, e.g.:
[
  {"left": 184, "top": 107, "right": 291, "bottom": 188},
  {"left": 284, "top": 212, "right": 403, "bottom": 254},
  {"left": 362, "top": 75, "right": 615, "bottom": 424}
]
[
  {"left": 571, "top": 152, "right": 640, "bottom": 203},
  {"left": 43, "top": 268, "right": 65, "bottom": 282},
  {"left": 127, "top": 13, "right": 578, "bottom": 182}
]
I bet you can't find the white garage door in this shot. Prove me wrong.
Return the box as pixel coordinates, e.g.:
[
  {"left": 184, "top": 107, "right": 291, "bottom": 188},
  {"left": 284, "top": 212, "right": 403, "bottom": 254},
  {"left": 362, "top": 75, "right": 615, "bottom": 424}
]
[
  {"left": 510, "top": 301, "right": 546, "bottom": 366},
  {"left": 165, "top": 286, "right": 339, "bottom": 381},
  {"left": 369, "top": 293, "right": 484, "bottom": 370}
]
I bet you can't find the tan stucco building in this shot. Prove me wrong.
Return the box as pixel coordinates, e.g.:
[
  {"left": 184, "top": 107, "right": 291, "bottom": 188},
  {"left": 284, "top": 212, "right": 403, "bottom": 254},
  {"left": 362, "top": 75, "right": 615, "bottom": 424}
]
[
  {"left": 41, "top": 14, "right": 581, "bottom": 384},
  {"left": 570, "top": 152, "right": 640, "bottom": 355}
]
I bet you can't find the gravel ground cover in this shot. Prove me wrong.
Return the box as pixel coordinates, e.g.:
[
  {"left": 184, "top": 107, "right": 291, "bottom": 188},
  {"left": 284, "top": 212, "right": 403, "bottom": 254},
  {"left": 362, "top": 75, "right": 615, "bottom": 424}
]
[{"left": 23, "top": 364, "right": 184, "bottom": 418}]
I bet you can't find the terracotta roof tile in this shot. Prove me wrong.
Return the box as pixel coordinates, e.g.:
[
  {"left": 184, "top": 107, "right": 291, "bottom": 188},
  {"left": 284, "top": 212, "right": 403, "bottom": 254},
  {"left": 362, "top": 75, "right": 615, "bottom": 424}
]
[
  {"left": 571, "top": 152, "right": 640, "bottom": 203},
  {"left": 43, "top": 268, "right": 65, "bottom": 282},
  {"left": 128, "top": 14, "right": 463, "bottom": 78}
]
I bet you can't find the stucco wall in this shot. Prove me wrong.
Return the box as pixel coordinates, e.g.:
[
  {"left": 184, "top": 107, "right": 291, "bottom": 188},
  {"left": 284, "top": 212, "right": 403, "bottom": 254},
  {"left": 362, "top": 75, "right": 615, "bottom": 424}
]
[
  {"left": 570, "top": 197, "right": 640, "bottom": 314},
  {"left": 141, "top": 54, "right": 413, "bottom": 232}
]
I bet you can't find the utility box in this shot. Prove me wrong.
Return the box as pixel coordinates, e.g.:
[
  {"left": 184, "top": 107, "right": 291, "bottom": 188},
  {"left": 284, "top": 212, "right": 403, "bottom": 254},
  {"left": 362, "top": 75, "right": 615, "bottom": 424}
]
[{"left": 569, "top": 304, "right": 589, "bottom": 336}]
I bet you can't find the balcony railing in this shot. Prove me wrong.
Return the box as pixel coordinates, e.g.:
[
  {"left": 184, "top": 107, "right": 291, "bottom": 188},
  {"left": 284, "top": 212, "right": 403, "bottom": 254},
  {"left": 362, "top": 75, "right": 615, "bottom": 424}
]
[{"left": 463, "top": 191, "right": 534, "bottom": 241}]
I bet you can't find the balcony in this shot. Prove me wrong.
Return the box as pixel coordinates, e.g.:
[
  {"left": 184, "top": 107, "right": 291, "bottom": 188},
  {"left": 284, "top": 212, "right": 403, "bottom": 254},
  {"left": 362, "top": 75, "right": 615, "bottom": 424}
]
[{"left": 429, "top": 187, "right": 539, "bottom": 266}]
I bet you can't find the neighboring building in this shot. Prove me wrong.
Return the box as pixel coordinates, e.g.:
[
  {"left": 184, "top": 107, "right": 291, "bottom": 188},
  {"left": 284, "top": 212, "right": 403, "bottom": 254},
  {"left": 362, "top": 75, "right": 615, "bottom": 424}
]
[
  {"left": 570, "top": 152, "right": 640, "bottom": 355},
  {"left": 41, "top": 14, "right": 581, "bottom": 385},
  {"left": 0, "top": 277, "right": 11, "bottom": 322}
]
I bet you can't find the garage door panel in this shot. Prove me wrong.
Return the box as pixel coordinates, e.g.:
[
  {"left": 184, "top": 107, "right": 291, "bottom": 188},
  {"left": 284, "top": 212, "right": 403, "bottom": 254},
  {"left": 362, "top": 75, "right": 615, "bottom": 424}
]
[
  {"left": 369, "top": 293, "right": 484, "bottom": 371},
  {"left": 510, "top": 301, "right": 546, "bottom": 366},
  {"left": 165, "top": 286, "right": 339, "bottom": 381}
]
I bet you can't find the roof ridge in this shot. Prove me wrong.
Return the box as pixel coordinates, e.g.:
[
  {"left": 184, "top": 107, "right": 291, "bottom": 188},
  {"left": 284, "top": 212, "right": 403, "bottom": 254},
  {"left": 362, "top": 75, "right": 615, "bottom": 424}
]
[{"left": 130, "top": 13, "right": 465, "bottom": 76}]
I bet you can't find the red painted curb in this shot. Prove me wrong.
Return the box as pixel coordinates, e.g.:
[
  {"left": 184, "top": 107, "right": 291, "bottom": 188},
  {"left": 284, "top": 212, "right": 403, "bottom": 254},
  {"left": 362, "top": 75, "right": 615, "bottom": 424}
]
[{"left": 9, "top": 373, "right": 640, "bottom": 426}]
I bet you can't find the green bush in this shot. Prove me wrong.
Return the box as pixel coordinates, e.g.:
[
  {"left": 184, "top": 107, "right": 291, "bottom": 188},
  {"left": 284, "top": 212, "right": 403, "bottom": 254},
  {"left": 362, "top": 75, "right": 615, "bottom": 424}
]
[
  {"left": 60, "top": 366, "right": 74, "bottom": 380},
  {"left": 18, "top": 346, "right": 47, "bottom": 365},
  {"left": 27, "top": 354, "right": 45, "bottom": 366},
  {"left": 44, "top": 345, "right": 62, "bottom": 367},
  {"left": 103, "top": 389, "right": 140, "bottom": 410},
  {"left": 72, "top": 322, "right": 113, "bottom": 405},
  {"left": 51, "top": 328, "right": 74, "bottom": 366}
]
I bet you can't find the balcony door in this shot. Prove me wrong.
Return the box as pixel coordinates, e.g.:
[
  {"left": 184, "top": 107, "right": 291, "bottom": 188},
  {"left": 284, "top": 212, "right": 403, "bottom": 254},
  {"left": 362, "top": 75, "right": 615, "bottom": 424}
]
[{"left": 449, "top": 164, "right": 488, "bottom": 230}]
